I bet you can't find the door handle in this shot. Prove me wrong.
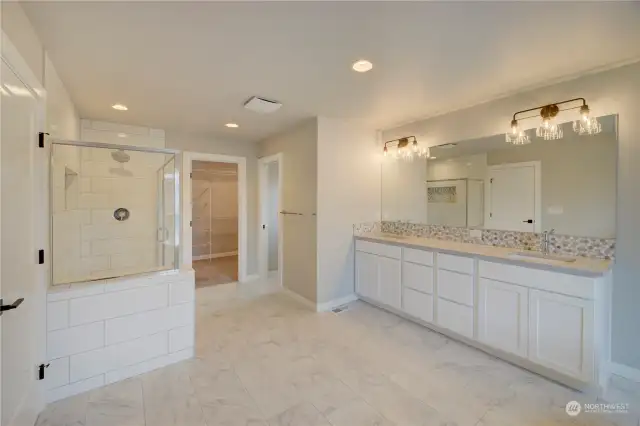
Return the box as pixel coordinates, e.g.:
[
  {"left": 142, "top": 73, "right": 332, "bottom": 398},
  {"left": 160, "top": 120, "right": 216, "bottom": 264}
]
[{"left": 0, "top": 298, "right": 24, "bottom": 316}]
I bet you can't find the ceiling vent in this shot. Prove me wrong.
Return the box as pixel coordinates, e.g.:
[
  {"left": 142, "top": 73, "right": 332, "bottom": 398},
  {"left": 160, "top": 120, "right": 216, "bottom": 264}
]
[{"left": 244, "top": 96, "right": 282, "bottom": 114}]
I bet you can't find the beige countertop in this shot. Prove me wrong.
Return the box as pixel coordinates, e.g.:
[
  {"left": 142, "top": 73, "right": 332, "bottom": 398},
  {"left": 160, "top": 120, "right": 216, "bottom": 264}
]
[{"left": 355, "top": 233, "right": 612, "bottom": 277}]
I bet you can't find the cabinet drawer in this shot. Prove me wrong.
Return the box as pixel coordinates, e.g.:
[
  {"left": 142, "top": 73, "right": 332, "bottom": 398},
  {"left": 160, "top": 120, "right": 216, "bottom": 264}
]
[
  {"left": 355, "top": 240, "right": 401, "bottom": 259},
  {"left": 437, "top": 253, "right": 474, "bottom": 274},
  {"left": 479, "top": 260, "right": 595, "bottom": 299},
  {"left": 403, "top": 248, "right": 434, "bottom": 266},
  {"left": 437, "top": 298, "right": 474, "bottom": 338},
  {"left": 437, "top": 269, "right": 474, "bottom": 307},
  {"left": 402, "top": 262, "right": 434, "bottom": 294},
  {"left": 403, "top": 288, "right": 434, "bottom": 323}
]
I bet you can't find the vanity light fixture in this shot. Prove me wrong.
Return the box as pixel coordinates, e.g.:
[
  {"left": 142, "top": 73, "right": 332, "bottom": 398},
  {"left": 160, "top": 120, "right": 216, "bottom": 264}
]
[
  {"left": 383, "top": 136, "right": 431, "bottom": 161},
  {"left": 506, "top": 98, "right": 600, "bottom": 144}
]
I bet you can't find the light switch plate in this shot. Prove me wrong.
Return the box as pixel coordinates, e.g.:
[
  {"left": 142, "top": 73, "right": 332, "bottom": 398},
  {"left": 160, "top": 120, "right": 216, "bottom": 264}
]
[{"left": 469, "top": 229, "right": 483, "bottom": 239}]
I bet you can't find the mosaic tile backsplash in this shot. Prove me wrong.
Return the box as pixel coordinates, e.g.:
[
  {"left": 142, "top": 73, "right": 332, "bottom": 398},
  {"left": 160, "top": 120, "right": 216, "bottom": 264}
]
[{"left": 354, "top": 221, "right": 615, "bottom": 260}]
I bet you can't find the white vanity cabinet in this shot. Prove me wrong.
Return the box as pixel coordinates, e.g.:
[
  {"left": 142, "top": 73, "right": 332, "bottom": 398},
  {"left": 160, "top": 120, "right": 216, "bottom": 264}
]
[
  {"left": 401, "top": 248, "right": 435, "bottom": 323},
  {"left": 354, "top": 237, "right": 610, "bottom": 390},
  {"left": 478, "top": 278, "right": 529, "bottom": 357},
  {"left": 355, "top": 240, "right": 401, "bottom": 309}
]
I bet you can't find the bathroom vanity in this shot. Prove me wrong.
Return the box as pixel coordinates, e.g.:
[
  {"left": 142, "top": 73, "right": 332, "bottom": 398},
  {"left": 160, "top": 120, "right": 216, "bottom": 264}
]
[{"left": 354, "top": 233, "right": 612, "bottom": 391}]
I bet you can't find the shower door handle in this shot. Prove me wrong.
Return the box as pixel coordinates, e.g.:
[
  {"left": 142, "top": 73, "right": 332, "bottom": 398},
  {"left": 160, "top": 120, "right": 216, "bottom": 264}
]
[{"left": 0, "top": 298, "right": 24, "bottom": 316}]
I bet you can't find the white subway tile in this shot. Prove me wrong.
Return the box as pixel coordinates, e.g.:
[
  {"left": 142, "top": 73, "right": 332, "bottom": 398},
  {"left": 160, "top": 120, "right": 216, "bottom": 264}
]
[
  {"left": 80, "top": 177, "right": 92, "bottom": 193},
  {"left": 69, "top": 284, "right": 168, "bottom": 326},
  {"left": 48, "top": 322, "right": 105, "bottom": 359},
  {"left": 47, "top": 301, "right": 69, "bottom": 331},
  {"left": 80, "top": 256, "right": 110, "bottom": 274},
  {"left": 47, "top": 375, "right": 105, "bottom": 403},
  {"left": 70, "top": 332, "right": 168, "bottom": 382},
  {"left": 90, "top": 209, "right": 114, "bottom": 225},
  {"left": 90, "top": 177, "right": 114, "bottom": 194},
  {"left": 78, "top": 193, "right": 110, "bottom": 209},
  {"left": 48, "top": 281, "right": 106, "bottom": 302},
  {"left": 170, "top": 281, "right": 195, "bottom": 305},
  {"left": 104, "top": 348, "right": 191, "bottom": 385},
  {"left": 105, "top": 303, "right": 193, "bottom": 345},
  {"left": 46, "top": 357, "right": 70, "bottom": 390},
  {"left": 169, "top": 326, "right": 194, "bottom": 353}
]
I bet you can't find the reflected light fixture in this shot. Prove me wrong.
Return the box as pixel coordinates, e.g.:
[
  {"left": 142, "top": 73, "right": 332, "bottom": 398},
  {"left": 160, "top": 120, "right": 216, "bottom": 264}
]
[
  {"left": 225, "top": 123, "right": 239, "bottom": 128},
  {"left": 383, "top": 136, "right": 431, "bottom": 161},
  {"left": 506, "top": 98, "right": 600, "bottom": 145},
  {"left": 112, "top": 103, "right": 128, "bottom": 111}
]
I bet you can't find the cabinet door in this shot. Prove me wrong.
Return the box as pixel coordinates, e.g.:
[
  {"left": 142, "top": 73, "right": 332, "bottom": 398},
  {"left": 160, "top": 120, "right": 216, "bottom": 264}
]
[
  {"left": 355, "top": 251, "right": 378, "bottom": 301},
  {"left": 378, "top": 256, "right": 402, "bottom": 309},
  {"left": 402, "top": 261, "right": 434, "bottom": 294},
  {"left": 478, "top": 278, "right": 528, "bottom": 357},
  {"left": 529, "top": 290, "right": 594, "bottom": 381}
]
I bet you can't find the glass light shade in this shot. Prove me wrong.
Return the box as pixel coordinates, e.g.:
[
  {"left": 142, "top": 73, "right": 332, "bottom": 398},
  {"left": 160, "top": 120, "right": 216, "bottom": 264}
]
[
  {"left": 506, "top": 130, "right": 531, "bottom": 145},
  {"left": 536, "top": 118, "right": 563, "bottom": 140},
  {"left": 573, "top": 116, "right": 602, "bottom": 135}
]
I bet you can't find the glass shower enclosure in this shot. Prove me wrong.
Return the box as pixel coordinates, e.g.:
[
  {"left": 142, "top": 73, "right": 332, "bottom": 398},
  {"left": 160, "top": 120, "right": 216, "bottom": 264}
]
[{"left": 50, "top": 140, "right": 180, "bottom": 285}]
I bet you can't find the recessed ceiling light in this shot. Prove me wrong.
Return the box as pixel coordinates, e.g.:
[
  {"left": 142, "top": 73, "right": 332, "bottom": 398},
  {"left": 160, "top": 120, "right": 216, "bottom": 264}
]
[
  {"left": 112, "top": 104, "right": 128, "bottom": 111},
  {"left": 225, "top": 123, "right": 239, "bottom": 128},
  {"left": 117, "top": 133, "right": 127, "bottom": 138},
  {"left": 352, "top": 59, "right": 373, "bottom": 73}
]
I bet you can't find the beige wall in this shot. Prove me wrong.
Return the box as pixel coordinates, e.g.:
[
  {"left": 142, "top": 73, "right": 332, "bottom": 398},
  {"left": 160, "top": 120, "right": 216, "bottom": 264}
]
[
  {"left": 166, "top": 131, "right": 259, "bottom": 275},
  {"left": 316, "top": 117, "right": 380, "bottom": 305},
  {"left": 382, "top": 61, "right": 640, "bottom": 371},
  {"left": 258, "top": 119, "right": 318, "bottom": 302},
  {"left": 487, "top": 132, "right": 617, "bottom": 238}
]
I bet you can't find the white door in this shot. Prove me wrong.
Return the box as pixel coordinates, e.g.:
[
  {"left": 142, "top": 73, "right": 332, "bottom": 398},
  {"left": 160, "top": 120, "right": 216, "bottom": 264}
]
[
  {"left": 378, "top": 257, "right": 401, "bottom": 309},
  {"left": 529, "top": 289, "right": 594, "bottom": 381},
  {"left": 355, "top": 251, "right": 378, "bottom": 301},
  {"left": 487, "top": 163, "right": 538, "bottom": 232},
  {"left": 1, "top": 60, "right": 45, "bottom": 425},
  {"left": 478, "top": 278, "right": 528, "bottom": 357}
]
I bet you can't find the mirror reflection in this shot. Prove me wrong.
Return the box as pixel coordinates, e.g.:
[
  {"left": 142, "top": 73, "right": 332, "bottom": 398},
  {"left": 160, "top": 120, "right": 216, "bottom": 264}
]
[{"left": 381, "top": 114, "right": 617, "bottom": 238}]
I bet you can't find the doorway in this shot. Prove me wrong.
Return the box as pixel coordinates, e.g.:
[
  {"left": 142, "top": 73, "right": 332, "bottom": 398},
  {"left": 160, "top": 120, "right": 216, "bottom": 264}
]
[
  {"left": 191, "top": 161, "right": 239, "bottom": 287},
  {"left": 486, "top": 161, "right": 541, "bottom": 232},
  {"left": 258, "top": 154, "right": 283, "bottom": 285}
]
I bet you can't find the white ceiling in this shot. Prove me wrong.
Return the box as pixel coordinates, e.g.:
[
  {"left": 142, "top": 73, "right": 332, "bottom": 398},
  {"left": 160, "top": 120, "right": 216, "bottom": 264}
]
[{"left": 23, "top": 1, "right": 640, "bottom": 143}]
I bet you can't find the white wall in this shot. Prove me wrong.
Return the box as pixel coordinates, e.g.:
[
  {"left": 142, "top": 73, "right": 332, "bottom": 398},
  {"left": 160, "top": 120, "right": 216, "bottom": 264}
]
[
  {"left": 381, "top": 61, "right": 640, "bottom": 372},
  {"left": 316, "top": 117, "right": 380, "bottom": 305},
  {"left": 259, "top": 119, "right": 318, "bottom": 302},
  {"left": 1, "top": 2, "right": 45, "bottom": 83},
  {"left": 267, "top": 162, "right": 279, "bottom": 271},
  {"left": 45, "top": 270, "right": 194, "bottom": 402},
  {"left": 166, "top": 132, "right": 258, "bottom": 275}
]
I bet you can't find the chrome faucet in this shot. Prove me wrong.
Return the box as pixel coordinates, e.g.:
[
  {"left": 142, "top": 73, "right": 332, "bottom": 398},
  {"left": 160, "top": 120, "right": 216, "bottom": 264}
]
[{"left": 541, "top": 229, "right": 556, "bottom": 254}]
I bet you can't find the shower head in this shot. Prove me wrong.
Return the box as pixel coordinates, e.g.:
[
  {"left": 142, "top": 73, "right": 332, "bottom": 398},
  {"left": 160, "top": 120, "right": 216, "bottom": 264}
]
[{"left": 111, "top": 149, "right": 130, "bottom": 163}]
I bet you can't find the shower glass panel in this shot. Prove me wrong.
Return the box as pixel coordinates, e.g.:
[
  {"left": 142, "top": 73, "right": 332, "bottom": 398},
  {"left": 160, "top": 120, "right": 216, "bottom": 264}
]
[{"left": 51, "top": 142, "right": 179, "bottom": 285}]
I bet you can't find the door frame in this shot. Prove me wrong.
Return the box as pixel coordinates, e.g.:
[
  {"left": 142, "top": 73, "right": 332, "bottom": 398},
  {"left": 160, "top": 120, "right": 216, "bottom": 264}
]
[
  {"left": 486, "top": 161, "right": 542, "bottom": 233},
  {"left": 258, "top": 153, "right": 283, "bottom": 286},
  {"left": 1, "top": 30, "right": 48, "bottom": 425},
  {"left": 181, "top": 152, "right": 248, "bottom": 282}
]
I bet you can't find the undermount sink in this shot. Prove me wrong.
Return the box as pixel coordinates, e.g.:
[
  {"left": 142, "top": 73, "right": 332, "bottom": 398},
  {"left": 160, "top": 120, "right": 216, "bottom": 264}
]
[{"left": 509, "top": 251, "right": 577, "bottom": 263}]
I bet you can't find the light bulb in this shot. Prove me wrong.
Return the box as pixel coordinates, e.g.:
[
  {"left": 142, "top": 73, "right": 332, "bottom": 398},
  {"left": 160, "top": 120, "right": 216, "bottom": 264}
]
[
  {"left": 511, "top": 119, "right": 519, "bottom": 135},
  {"left": 412, "top": 140, "right": 418, "bottom": 152},
  {"left": 580, "top": 104, "right": 590, "bottom": 122},
  {"left": 383, "top": 146, "right": 388, "bottom": 156}
]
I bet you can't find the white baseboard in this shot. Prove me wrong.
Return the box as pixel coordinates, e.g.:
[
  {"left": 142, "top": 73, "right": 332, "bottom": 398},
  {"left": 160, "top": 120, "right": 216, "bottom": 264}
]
[
  {"left": 316, "top": 294, "right": 359, "bottom": 312},
  {"left": 609, "top": 362, "right": 640, "bottom": 383},
  {"left": 241, "top": 274, "right": 259, "bottom": 283},
  {"left": 282, "top": 289, "right": 317, "bottom": 311},
  {"left": 282, "top": 290, "right": 358, "bottom": 313},
  {"left": 193, "top": 251, "right": 238, "bottom": 261}
]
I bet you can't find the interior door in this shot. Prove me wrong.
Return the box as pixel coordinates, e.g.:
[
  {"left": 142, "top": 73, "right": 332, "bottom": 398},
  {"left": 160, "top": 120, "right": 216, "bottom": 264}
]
[
  {"left": 1, "top": 61, "right": 43, "bottom": 425},
  {"left": 487, "top": 164, "right": 536, "bottom": 232}
]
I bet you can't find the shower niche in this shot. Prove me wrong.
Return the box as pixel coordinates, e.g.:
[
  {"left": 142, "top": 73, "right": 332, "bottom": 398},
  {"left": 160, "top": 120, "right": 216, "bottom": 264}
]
[{"left": 51, "top": 141, "right": 179, "bottom": 285}]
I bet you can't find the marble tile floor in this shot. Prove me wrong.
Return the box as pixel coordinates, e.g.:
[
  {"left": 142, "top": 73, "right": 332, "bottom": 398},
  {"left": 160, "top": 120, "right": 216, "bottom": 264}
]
[
  {"left": 37, "top": 279, "right": 639, "bottom": 426},
  {"left": 194, "top": 256, "right": 239, "bottom": 288}
]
